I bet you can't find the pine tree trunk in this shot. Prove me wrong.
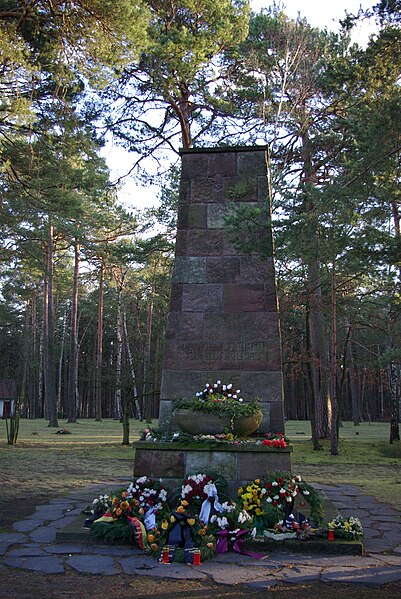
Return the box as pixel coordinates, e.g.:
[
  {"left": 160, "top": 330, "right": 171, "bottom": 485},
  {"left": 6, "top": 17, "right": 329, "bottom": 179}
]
[
  {"left": 114, "top": 286, "right": 123, "bottom": 420},
  {"left": 389, "top": 361, "right": 400, "bottom": 443},
  {"left": 45, "top": 219, "right": 58, "bottom": 428},
  {"left": 330, "top": 266, "right": 339, "bottom": 455},
  {"left": 95, "top": 260, "right": 104, "bottom": 421},
  {"left": 68, "top": 242, "right": 80, "bottom": 423}
]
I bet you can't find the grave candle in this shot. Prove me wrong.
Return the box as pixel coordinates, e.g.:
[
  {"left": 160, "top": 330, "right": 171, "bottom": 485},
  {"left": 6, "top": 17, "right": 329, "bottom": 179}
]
[
  {"left": 193, "top": 549, "right": 201, "bottom": 565},
  {"left": 328, "top": 530, "right": 335, "bottom": 541},
  {"left": 162, "top": 546, "right": 170, "bottom": 563}
]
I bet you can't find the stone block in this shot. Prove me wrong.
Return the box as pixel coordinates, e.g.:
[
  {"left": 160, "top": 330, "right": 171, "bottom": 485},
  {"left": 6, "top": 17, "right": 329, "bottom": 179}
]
[
  {"left": 206, "top": 257, "right": 240, "bottom": 283},
  {"left": 165, "top": 312, "right": 204, "bottom": 340},
  {"left": 223, "top": 285, "right": 270, "bottom": 312},
  {"left": 160, "top": 370, "right": 240, "bottom": 401},
  {"left": 187, "top": 230, "right": 224, "bottom": 256},
  {"left": 208, "top": 152, "right": 238, "bottom": 177},
  {"left": 133, "top": 448, "right": 185, "bottom": 478},
  {"left": 168, "top": 284, "right": 183, "bottom": 311},
  {"left": 257, "top": 175, "right": 269, "bottom": 200},
  {"left": 182, "top": 154, "right": 210, "bottom": 180},
  {"left": 177, "top": 204, "right": 207, "bottom": 229},
  {"left": 240, "top": 256, "right": 274, "bottom": 285},
  {"left": 207, "top": 203, "right": 230, "bottom": 229},
  {"left": 178, "top": 179, "right": 191, "bottom": 204},
  {"left": 224, "top": 177, "right": 258, "bottom": 201},
  {"left": 237, "top": 450, "right": 292, "bottom": 479},
  {"left": 182, "top": 283, "right": 223, "bottom": 312},
  {"left": 163, "top": 340, "right": 222, "bottom": 370},
  {"left": 222, "top": 341, "right": 269, "bottom": 370},
  {"left": 175, "top": 229, "right": 188, "bottom": 256},
  {"left": 173, "top": 256, "right": 206, "bottom": 284},
  {"left": 204, "top": 313, "right": 242, "bottom": 341},
  {"left": 190, "top": 176, "right": 224, "bottom": 202},
  {"left": 241, "top": 312, "right": 279, "bottom": 342},
  {"left": 185, "top": 450, "right": 237, "bottom": 480},
  {"left": 238, "top": 151, "right": 267, "bottom": 177},
  {"left": 269, "top": 401, "right": 285, "bottom": 433},
  {"left": 240, "top": 372, "right": 283, "bottom": 403}
]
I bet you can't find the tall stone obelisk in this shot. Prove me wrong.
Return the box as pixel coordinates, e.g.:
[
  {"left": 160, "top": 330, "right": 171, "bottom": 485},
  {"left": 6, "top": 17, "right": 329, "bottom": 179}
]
[{"left": 158, "top": 146, "right": 284, "bottom": 433}]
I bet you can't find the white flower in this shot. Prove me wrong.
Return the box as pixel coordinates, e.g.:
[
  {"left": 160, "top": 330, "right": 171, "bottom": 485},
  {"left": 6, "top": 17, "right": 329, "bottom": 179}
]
[
  {"left": 273, "top": 495, "right": 279, "bottom": 500},
  {"left": 266, "top": 497, "right": 272, "bottom": 503},
  {"left": 279, "top": 488, "right": 286, "bottom": 494},
  {"left": 227, "top": 384, "right": 232, "bottom": 389},
  {"left": 232, "top": 395, "right": 237, "bottom": 399},
  {"left": 236, "top": 389, "right": 241, "bottom": 394},
  {"left": 217, "top": 380, "right": 221, "bottom": 385},
  {"left": 261, "top": 488, "right": 266, "bottom": 495},
  {"left": 217, "top": 516, "right": 229, "bottom": 528},
  {"left": 272, "top": 481, "right": 278, "bottom": 487},
  {"left": 210, "top": 515, "right": 217, "bottom": 523},
  {"left": 223, "top": 385, "right": 227, "bottom": 390},
  {"left": 228, "top": 394, "right": 232, "bottom": 398},
  {"left": 303, "top": 490, "right": 310, "bottom": 496},
  {"left": 239, "top": 398, "right": 243, "bottom": 402},
  {"left": 286, "top": 496, "right": 293, "bottom": 502},
  {"left": 251, "top": 527, "right": 257, "bottom": 538},
  {"left": 196, "top": 392, "right": 201, "bottom": 397},
  {"left": 205, "top": 383, "right": 210, "bottom": 388}
]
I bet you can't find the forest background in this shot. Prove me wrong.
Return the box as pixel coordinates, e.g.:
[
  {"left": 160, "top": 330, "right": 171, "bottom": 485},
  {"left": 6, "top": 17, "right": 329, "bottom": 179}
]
[{"left": 1, "top": 0, "right": 400, "bottom": 453}]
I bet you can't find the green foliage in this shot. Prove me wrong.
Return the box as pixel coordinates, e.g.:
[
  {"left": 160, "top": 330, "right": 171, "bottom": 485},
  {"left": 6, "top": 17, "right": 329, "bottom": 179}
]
[{"left": 90, "top": 520, "right": 136, "bottom": 545}]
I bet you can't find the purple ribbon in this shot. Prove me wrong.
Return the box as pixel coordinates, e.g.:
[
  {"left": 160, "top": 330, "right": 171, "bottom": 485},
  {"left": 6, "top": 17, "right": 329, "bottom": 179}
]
[{"left": 216, "top": 529, "right": 264, "bottom": 558}]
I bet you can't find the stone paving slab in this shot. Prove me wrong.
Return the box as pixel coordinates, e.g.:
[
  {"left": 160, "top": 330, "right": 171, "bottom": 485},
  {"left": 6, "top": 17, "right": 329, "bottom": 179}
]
[
  {"left": 66, "top": 554, "right": 120, "bottom": 575},
  {"left": 120, "top": 556, "right": 207, "bottom": 579},
  {"left": 275, "top": 565, "right": 321, "bottom": 584},
  {"left": 194, "top": 561, "right": 272, "bottom": 585},
  {"left": 321, "top": 565, "right": 401, "bottom": 586},
  {"left": 29, "top": 527, "right": 57, "bottom": 543},
  {"left": 5, "top": 556, "right": 64, "bottom": 574},
  {"left": 12, "top": 519, "right": 42, "bottom": 533}
]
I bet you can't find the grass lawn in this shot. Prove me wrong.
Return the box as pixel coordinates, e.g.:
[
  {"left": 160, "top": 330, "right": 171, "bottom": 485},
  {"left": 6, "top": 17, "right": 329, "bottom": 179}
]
[{"left": 1, "top": 418, "right": 400, "bottom": 531}]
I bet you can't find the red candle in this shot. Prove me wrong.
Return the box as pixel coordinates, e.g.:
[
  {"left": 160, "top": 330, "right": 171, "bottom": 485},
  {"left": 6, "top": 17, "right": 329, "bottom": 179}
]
[
  {"left": 193, "top": 549, "right": 201, "bottom": 565},
  {"left": 162, "top": 546, "right": 170, "bottom": 563},
  {"left": 328, "top": 530, "right": 335, "bottom": 541}
]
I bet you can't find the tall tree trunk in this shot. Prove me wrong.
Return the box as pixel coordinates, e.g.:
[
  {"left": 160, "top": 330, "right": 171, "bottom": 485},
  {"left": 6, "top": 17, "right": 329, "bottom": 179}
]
[
  {"left": 330, "top": 265, "right": 339, "bottom": 455},
  {"left": 305, "top": 305, "right": 323, "bottom": 450},
  {"left": 58, "top": 310, "right": 67, "bottom": 415},
  {"left": 95, "top": 260, "right": 104, "bottom": 421},
  {"left": 68, "top": 241, "right": 80, "bottom": 423},
  {"left": 389, "top": 362, "right": 400, "bottom": 443},
  {"left": 114, "top": 286, "right": 123, "bottom": 420},
  {"left": 123, "top": 311, "right": 141, "bottom": 420},
  {"left": 45, "top": 218, "right": 58, "bottom": 427},
  {"left": 143, "top": 265, "right": 155, "bottom": 424}
]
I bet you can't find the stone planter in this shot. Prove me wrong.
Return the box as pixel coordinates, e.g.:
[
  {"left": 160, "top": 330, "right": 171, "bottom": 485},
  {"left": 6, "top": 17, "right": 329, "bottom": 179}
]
[{"left": 173, "top": 409, "right": 263, "bottom": 436}]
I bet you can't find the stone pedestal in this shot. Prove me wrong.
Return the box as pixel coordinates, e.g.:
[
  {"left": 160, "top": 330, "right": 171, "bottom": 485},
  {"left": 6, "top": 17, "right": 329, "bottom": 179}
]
[
  {"left": 159, "top": 146, "right": 285, "bottom": 433},
  {"left": 133, "top": 441, "right": 292, "bottom": 496}
]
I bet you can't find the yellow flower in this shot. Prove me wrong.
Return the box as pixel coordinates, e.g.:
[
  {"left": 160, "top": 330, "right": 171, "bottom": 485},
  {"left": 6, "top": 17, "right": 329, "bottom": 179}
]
[
  {"left": 170, "top": 515, "right": 176, "bottom": 523},
  {"left": 147, "top": 534, "right": 155, "bottom": 542},
  {"left": 176, "top": 505, "right": 185, "bottom": 514},
  {"left": 120, "top": 501, "right": 130, "bottom": 511},
  {"left": 115, "top": 508, "right": 122, "bottom": 516},
  {"left": 238, "top": 487, "right": 243, "bottom": 495},
  {"left": 150, "top": 543, "right": 158, "bottom": 551},
  {"left": 161, "top": 521, "right": 169, "bottom": 530},
  {"left": 188, "top": 518, "right": 195, "bottom": 526},
  {"left": 207, "top": 542, "right": 214, "bottom": 549},
  {"left": 181, "top": 500, "right": 189, "bottom": 507},
  {"left": 198, "top": 528, "right": 206, "bottom": 536},
  {"left": 255, "top": 479, "right": 260, "bottom": 484}
]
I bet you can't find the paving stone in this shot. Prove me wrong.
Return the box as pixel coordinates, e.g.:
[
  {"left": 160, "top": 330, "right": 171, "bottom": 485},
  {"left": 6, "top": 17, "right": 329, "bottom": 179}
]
[
  {"left": 29, "top": 527, "right": 57, "bottom": 543},
  {"left": 212, "top": 553, "right": 276, "bottom": 567},
  {"left": 48, "top": 516, "right": 79, "bottom": 530},
  {"left": 120, "top": 556, "right": 207, "bottom": 580},
  {"left": 85, "top": 546, "right": 143, "bottom": 557},
  {"left": 373, "top": 555, "right": 401, "bottom": 566},
  {"left": 12, "top": 519, "right": 42, "bottom": 533},
  {"left": 194, "top": 562, "right": 271, "bottom": 585},
  {"left": 0, "top": 532, "right": 27, "bottom": 545},
  {"left": 275, "top": 565, "right": 321, "bottom": 584},
  {"left": 247, "top": 579, "right": 278, "bottom": 589},
  {"left": 4, "top": 556, "right": 64, "bottom": 574},
  {"left": 7, "top": 547, "right": 48, "bottom": 557},
  {"left": 362, "top": 528, "right": 382, "bottom": 539},
  {"left": 44, "top": 544, "right": 84, "bottom": 554},
  {"left": 66, "top": 554, "right": 119, "bottom": 575},
  {"left": 321, "top": 566, "right": 401, "bottom": 586}
]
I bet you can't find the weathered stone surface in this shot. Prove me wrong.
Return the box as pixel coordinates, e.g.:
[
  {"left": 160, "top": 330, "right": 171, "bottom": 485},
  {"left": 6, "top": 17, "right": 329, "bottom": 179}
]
[
  {"left": 12, "top": 520, "right": 41, "bottom": 533},
  {"left": 321, "top": 566, "right": 401, "bottom": 586},
  {"left": 165, "top": 312, "right": 204, "bottom": 340},
  {"left": 241, "top": 372, "right": 283, "bottom": 402},
  {"left": 196, "top": 562, "right": 269, "bottom": 585},
  {"left": 240, "top": 256, "right": 275, "bottom": 285},
  {"left": 133, "top": 448, "right": 185, "bottom": 478},
  {"left": 221, "top": 341, "right": 269, "bottom": 370},
  {"left": 181, "top": 284, "right": 223, "bottom": 312},
  {"left": 204, "top": 313, "right": 241, "bottom": 341},
  {"left": 206, "top": 257, "right": 240, "bottom": 283},
  {"left": 185, "top": 450, "right": 237, "bottom": 480},
  {"left": 67, "top": 554, "right": 119, "bottom": 575},
  {"left": 223, "top": 285, "right": 275, "bottom": 312},
  {"left": 224, "top": 176, "right": 258, "bottom": 201},
  {"left": 29, "top": 527, "right": 57, "bottom": 543},
  {"left": 120, "top": 555, "right": 207, "bottom": 579},
  {"left": 163, "top": 341, "right": 222, "bottom": 370},
  {"left": 269, "top": 401, "right": 286, "bottom": 433},
  {"left": 190, "top": 176, "right": 224, "bottom": 202},
  {"left": 177, "top": 204, "right": 207, "bottom": 229},
  {"left": 187, "top": 230, "right": 224, "bottom": 256},
  {"left": 172, "top": 256, "right": 206, "bottom": 284},
  {"left": 237, "top": 449, "right": 292, "bottom": 479},
  {"left": 5, "top": 556, "right": 64, "bottom": 574},
  {"left": 159, "top": 147, "right": 284, "bottom": 435}
]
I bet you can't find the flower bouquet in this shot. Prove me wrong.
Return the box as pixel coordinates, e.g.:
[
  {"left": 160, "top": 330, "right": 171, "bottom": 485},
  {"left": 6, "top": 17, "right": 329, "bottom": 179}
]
[{"left": 327, "top": 515, "right": 364, "bottom": 540}]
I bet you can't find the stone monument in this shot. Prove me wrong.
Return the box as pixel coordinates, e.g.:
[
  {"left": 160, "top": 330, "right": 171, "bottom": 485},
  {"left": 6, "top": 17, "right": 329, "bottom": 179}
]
[{"left": 158, "top": 146, "right": 285, "bottom": 433}]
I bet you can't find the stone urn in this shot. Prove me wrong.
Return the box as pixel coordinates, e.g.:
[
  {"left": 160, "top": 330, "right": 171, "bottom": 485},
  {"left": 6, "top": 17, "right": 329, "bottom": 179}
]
[{"left": 173, "top": 409, "right": 263, "bottom": 436}]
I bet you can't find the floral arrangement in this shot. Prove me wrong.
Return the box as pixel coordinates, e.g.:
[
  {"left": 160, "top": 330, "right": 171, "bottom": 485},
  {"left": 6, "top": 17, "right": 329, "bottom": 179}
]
[
  {"left": 262, "top": 432, "right": 287, "bottom": 448},
  {"left": 174, "top": 380, "right": 261, "bottom": 418},
  {"left": 86, "top": 471, "right": 343, "bottom": 562},
  {"left": 327, "top": 515, "right": 364, "bottom": 540}
]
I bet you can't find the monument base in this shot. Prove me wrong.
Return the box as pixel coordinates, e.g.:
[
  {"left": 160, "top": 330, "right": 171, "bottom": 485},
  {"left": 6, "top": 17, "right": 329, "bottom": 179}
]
[{"left": 133, "top": 441, "right": 293, "bottom": 496}]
